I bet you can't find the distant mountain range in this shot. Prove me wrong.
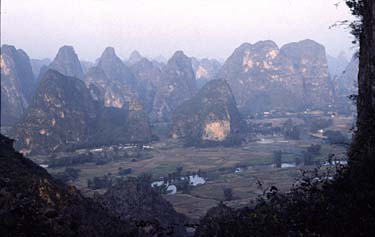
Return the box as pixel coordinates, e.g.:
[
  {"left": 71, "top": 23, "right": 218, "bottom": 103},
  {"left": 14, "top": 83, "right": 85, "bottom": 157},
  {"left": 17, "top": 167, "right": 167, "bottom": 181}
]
[{"left": 1, "top": 40, "right": 358, "bottom": 153}]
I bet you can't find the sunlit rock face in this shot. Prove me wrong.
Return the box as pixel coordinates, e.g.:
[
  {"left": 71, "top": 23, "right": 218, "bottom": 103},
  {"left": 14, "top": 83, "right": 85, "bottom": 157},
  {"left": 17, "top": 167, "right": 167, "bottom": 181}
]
[
  {"left": 1, "top": 45, "right": 34, "bottom": 126},
  {"left": 151, "top": 50, "right": 197, "bottom": 122},
  {"left": 49, "top": 46, "right": 84, "bottom": 79},
  {"left": 280, "top": 40, "right": 333, "bottom": 109},
  {"left": 191, "top": 57, "right": 221, "bottom": 88},
  {"left": 12, "top": 70, "right": 99, "bottom": 155},
  {"left": 219, "top": 39, "right": 334, "bottom": 114},
  {"left": 85, "top": 66, "right": 123, "bottom": 108},
  {"left": 171, "top": 79, "right": 243, "bottom": 146},
  {"left": 203, "top": 120, "right": 231, "bottom": 141}
]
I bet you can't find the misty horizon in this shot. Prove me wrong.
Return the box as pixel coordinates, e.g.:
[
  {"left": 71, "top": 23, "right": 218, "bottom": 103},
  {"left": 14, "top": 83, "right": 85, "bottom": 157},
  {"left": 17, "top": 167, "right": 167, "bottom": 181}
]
[{"left": 1, "top": 0, "right": 355, "bottom": 61}]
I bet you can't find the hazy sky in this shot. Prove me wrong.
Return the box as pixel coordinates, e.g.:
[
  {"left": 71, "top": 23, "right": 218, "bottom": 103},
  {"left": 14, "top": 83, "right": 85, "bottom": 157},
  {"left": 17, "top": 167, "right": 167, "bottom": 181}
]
[{"left": 1, "top": 0, "right": 355, "bottom": 62}]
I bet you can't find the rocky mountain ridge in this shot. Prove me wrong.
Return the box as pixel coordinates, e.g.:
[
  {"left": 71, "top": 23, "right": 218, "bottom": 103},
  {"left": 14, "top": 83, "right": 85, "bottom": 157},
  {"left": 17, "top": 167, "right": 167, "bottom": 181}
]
[
  {"left": 12, "top": 70, "right": 151, "bottom": 155},
  {"left": 49, "top": 45, "right": 84, "bottom": 79},
  {"left": 2, "top": 41, "right": 356, "bottom": 152},
  {"left": 219, "top": 39, "right": 333, "bottom": 114},
  {"left": 85, "top": 47, "right": 143, "bottom": 111},
  {"left": 1, "top": 45, "right": 35, "bottom": 126},
  {"left": 151, "top": 50, "right": 197, "bottom": 122}
]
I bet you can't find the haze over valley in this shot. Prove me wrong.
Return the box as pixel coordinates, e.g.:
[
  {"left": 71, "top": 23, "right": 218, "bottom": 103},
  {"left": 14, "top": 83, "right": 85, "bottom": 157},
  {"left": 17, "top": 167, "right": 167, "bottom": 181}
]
[
  {"left": 1, "top": 37, "right": 357, "bottom": 218},
  {"left": 0, "top": 1, "right": 366, "bottom": 236}
]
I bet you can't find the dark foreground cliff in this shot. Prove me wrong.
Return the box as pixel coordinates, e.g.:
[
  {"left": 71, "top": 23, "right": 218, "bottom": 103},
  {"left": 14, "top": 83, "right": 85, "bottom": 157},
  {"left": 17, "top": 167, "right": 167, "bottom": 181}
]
[
  {"left": 97, "top": 176, "right": 187, "bottom": 237},
  {"left": 0, "top": 134, "right": 135, "bottom": 236},
  {"left": 0, "top": 134, "right": 187, "bottom": 236}
]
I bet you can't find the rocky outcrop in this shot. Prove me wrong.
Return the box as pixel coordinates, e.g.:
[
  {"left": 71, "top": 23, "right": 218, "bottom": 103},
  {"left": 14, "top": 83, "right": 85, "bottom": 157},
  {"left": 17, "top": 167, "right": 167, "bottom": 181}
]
[
  {"left": 0, "top": 134, "right": 137, "bottom": 236},
  {"left": 129, "top": 51, "right": 197, "bottom": 121},
  {"left": 130, "top": 57, "right": 162, "bottom": 113},
  {"left": 191, "top": 57, "right": 221, "bottom": 88},
  {"left": 49, "top": 46, "right": 84, "bottom": 79},
  {"left": 1, "top": 45, "right": 34, "bottom": 126},
  {"left": 12, "top": 70, "right": 151, "bottom": 155},
  {"left": 151, "top": 51, "right": 197, "bottom": 122},
  {"left": 96, "top": 176, "right": 187, "bottom": 236},
  {"left": 84, "top": 47, "right": 151, "bottom": 142},
  {"left": 12, "top": 70, "right": 99, "bottom": 155},
  {"left": 85, "top": 47, "right": 143, "bottom": 111},
  {"left": 219, "top": 39, "right": 333, "bottom": 114},
  {"left": 280, "top": 40, "right": 333, "bottom": 109},
  {"left": 171, "top": 79, "right": 243, "bottom": 146}
]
